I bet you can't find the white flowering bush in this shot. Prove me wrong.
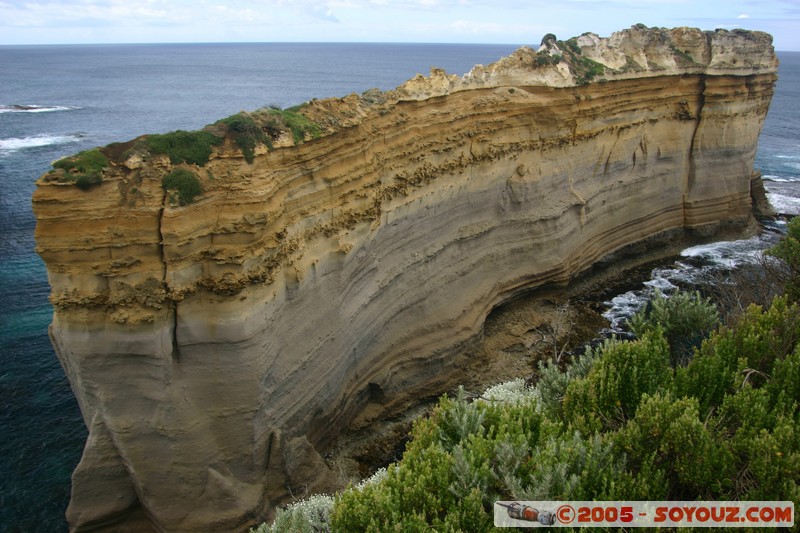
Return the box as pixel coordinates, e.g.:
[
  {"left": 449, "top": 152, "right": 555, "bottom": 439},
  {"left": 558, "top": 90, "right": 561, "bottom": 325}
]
[
  {"left": 250, "top": 467, "right": 389, "bottom": 532},
  {"left": 356, "top": 467, "right": 388, "bottom": 490},
  {"left": 481, "top": 378, "right": 535, "bottom": 404},
  {"left": 249, "top": 493, "right": 334, "bottom": 533}
]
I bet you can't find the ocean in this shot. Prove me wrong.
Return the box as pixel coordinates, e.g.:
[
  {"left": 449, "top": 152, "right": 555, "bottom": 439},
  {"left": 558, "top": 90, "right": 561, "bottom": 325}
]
[{"left": 0, "top": 43, "right": 797, "bottom": 532}]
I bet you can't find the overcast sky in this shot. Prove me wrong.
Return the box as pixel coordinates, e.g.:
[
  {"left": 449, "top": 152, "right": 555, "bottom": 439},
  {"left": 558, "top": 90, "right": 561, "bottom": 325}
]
[{"left": 1, "top": 0, "right": 799, "bottom": 50}]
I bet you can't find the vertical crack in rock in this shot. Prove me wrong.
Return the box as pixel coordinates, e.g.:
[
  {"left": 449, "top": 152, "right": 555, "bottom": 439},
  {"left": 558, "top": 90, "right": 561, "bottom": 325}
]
[
  {"left": 158, "top": 189, "right": 180, "bottom": 364},
  {"left": 689, "top": 74, "right": 707, "bottom": 192}
]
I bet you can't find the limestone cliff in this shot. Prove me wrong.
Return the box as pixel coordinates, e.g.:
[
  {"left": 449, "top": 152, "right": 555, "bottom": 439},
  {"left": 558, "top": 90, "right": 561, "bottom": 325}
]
[{"left": 33, "top": 26, "right": 777, "bottom": 532}]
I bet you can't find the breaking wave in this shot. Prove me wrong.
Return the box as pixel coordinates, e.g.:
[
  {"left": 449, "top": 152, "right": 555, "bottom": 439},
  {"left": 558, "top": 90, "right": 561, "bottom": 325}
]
[
  {"left": 602, "top": 233, "right": 784, "bottom": 333},
  {"left": 767, "top": 192, "right": 800, "bottom": 216},
  {"left": 0, "top": 104, "right": 80, "bottom": 114},
  {"left": 0, "top": 134, "right": 84, "bottom": 155}
]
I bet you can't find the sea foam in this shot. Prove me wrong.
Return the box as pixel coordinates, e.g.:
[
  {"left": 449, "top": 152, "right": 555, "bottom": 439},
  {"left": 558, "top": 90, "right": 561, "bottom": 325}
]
[
  {"left": 0, "top": 134, "right": 83, "bottom": 154},
  {"left": 0, "top": 104, "right": 79, "bottom": 113}
]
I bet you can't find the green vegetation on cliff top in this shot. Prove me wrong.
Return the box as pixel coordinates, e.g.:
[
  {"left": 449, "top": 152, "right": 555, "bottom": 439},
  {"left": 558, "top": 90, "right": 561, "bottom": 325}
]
[
  {"left": 51, "top": 105, "right": 322, "bottom": 179},
  {"left": 53, "top": 148, "right": 108, "bottom": 190}
]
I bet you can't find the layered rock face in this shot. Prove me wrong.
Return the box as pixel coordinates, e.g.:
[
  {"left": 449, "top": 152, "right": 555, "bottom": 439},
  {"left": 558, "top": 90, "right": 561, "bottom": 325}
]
[{"left": 33, "top": 26, "right": 777, "bottom": 532}]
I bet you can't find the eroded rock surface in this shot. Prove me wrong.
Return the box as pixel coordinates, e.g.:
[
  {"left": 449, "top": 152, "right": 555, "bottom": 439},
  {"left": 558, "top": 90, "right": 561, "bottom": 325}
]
[{"left": 33, "top": 26, "right": 777, "bottom": 532}]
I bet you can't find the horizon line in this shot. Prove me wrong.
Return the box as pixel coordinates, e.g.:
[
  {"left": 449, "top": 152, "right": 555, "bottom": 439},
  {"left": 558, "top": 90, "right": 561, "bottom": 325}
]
[
  {"left": 0, "top": 40, "right": 528, "bottom": 47},
  {"left": 2, "top": 39, "right": 797, "bottom": 53}
]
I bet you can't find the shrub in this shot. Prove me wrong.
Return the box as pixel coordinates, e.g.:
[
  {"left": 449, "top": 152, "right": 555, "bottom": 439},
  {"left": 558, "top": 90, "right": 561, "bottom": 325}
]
[
  {"left": 250, "top": 494, "right": 334, "bottom": 533},
  {"left": 674, "top": 296, "right": 800, "bottom": 415},
  {"left": 767, "top": 217, "right": 800, "bottom": 301},
  {"left": 258, "top": 106, "right": 321, "bottom": 145},
  {"left": 53, "top": 148, "right": 108, "bottom": 175},
  {"left": 534, "top": 52, "right": 561, "bottom": 67},
  {"left": 563, "top": 331, "right": 671, "bottom": 432},
  {"left": 162, "top": 169, "right": 202, "bottom": 205},
  {"left": 53, "top": 148, "right": 108, "bottom": 188},
  {"left": 615, "top": 392, "right": 735, "bottom": 499},
  {"left": 330, "top": 388, "right": 548, "bottom": 531},
  {"left": 217, "top": 112, "right": 269, "bottom": 163},
  {"left": 540, "top": 33, "right": 558, "bottom": 45},
  {"left": 629, "top": 289, "right": 719, "bottom": 365},
  {"left": 533, "top": 346, "right": 599, "bottom": 419},
  {"left": 575, "top": 56, "right": 606, "bottom": 84},
  {"left": 562, "top": 38, "right": 582, "bottom": 55},
  {"left": 75, "top": 174, "right": 103, "bottom": 190},
  {"left": 146, "top": 130, "right": 222, "bottom": 166}
]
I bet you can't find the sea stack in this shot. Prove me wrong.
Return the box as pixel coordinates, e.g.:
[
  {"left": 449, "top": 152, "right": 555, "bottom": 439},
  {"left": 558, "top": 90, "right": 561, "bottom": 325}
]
[{"left": 33, "top": 26, "right": 778, "bottom": 532}]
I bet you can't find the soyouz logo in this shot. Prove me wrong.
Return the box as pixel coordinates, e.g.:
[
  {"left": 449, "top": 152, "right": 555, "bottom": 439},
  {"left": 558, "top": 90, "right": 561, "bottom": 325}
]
[{"left": 494, "top": 501, "right": 795, "bottom": 528}]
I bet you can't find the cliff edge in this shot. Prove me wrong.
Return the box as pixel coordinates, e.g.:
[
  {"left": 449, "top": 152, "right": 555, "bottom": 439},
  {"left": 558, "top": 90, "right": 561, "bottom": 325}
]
[{"left": 33, "top": 25, "right": 778, "bottom": 532}]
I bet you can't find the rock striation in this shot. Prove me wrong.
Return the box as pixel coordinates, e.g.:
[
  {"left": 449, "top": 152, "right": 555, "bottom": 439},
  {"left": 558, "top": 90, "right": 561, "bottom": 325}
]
[{"left": 33, "top": 26, "right": 777, "bottom": 532}]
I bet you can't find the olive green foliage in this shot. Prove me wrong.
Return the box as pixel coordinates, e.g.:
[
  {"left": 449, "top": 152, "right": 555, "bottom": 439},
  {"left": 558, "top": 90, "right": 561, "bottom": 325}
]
[
  {"left": 53, "top": 148, "right": 108, "bottom": 189},
  {"left": 670, "top": 44, "right": 695, "bottom": 64},
  {"left": 534, "top": 347, "right": 598, "bottom": 419},
  {"left": 629, "top": 290, "right": 719, "bottom": 365},
  {"left": 768, "top": 216, "right": 800, "bottom": 301},
  {"left": 217, "top": 112, "right": 269, "bottom": 163},
  {"left": 562, "top": 37, "right": 582, "bottom": 55},
  {"left": 534, "top": 51, "right": 561, "bottom": 67},
  {"left": 563, "top": 332, "right": 672, "bottom": 432},
  {"left": 162, "top": 169, "right": 202, "bottom": 205},
  {"left": 259, "top": 105, "right": 321, "bottom": 145},
  {"left": 574, "top": 56, "right": 606, "bottom": 84},
  {"left": 146, "top": 129, "right": 223, "bottom": 166},
  {"left": 327, "top": 291, "right": 800, "bottom": 529},
  {"left": 74, "top": 174, "right": 103, "bottom": 190},
  {"left": 556, "top": 38, "right": 605, "bottom": 84},
  {"left": 540, "top": 33, "right": 557, "bottom": 45}
]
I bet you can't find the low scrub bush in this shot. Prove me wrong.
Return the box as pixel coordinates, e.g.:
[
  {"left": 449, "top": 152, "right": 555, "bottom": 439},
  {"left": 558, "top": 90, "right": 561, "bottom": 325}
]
[
  {"left": 162, "top": 169, "right": 202, "bottom": 205},
  {"left": 75, "top": 174, "right": 103, "bottom": 190},
  {"left": 563, "top": 332, "right": 671, "bottom": 432},
  {"left": 629, "top": 289, "right": 719, "bottom": 365},
  {"left": 257, "top": 105, "right": 321, "bottom": 145},
  {"left": 767, "top": 216, "right": 800, "bottom": 301},
  {"left": 217, "top": 112, "right": 269, "bottom": 163},
  {"left": 53, "top": 148, "right": 108, "bottom": 189},
  {"left": 250, "top": 494, "right": 334, "bottom": 533},
  {"left": 53, "top": 148, "right": 108, "bottom": 175},
  {"left": 146, "top": 129, "right": 222, "bottom": 166}
]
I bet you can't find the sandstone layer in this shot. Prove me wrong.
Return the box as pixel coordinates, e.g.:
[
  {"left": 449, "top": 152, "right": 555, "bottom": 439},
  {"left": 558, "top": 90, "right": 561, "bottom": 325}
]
[{"left": 33, "top": 26, "right": 778, "bottom": 532}]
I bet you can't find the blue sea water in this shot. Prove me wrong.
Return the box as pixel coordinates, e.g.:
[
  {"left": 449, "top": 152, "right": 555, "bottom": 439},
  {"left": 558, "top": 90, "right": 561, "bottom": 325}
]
[{"left": 0, "top": 43, "right": 797, "bottom": 532}]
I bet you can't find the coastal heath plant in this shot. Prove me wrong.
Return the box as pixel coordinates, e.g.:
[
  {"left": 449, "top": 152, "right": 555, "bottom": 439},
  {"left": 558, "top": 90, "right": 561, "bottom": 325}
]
[
  {"left": 563, "top": 331, "right": 671, "bottom": 433},
  {"left": 217, "top": 112, "right": 269, "bottom": 163},
  {"left": 629, "top": 289, "right": 718, "bottom": 365},
  {"left": 53, "top": 148, "right": 108, "bottom": 189},
  {"left": 161, "top": 169, "right": 202, "bottom": 205},
  {"left": 767, "top": 216, "right": 800, "bottom": 301},
  {"left": 250, "top": 494, "right": 334, "bottom": 533},
  {"left": 146, "top": 129, "right": 222, "bottom": 166},
  {"left": 533, "top": 343, "right": 600, "bottom": 419}
]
